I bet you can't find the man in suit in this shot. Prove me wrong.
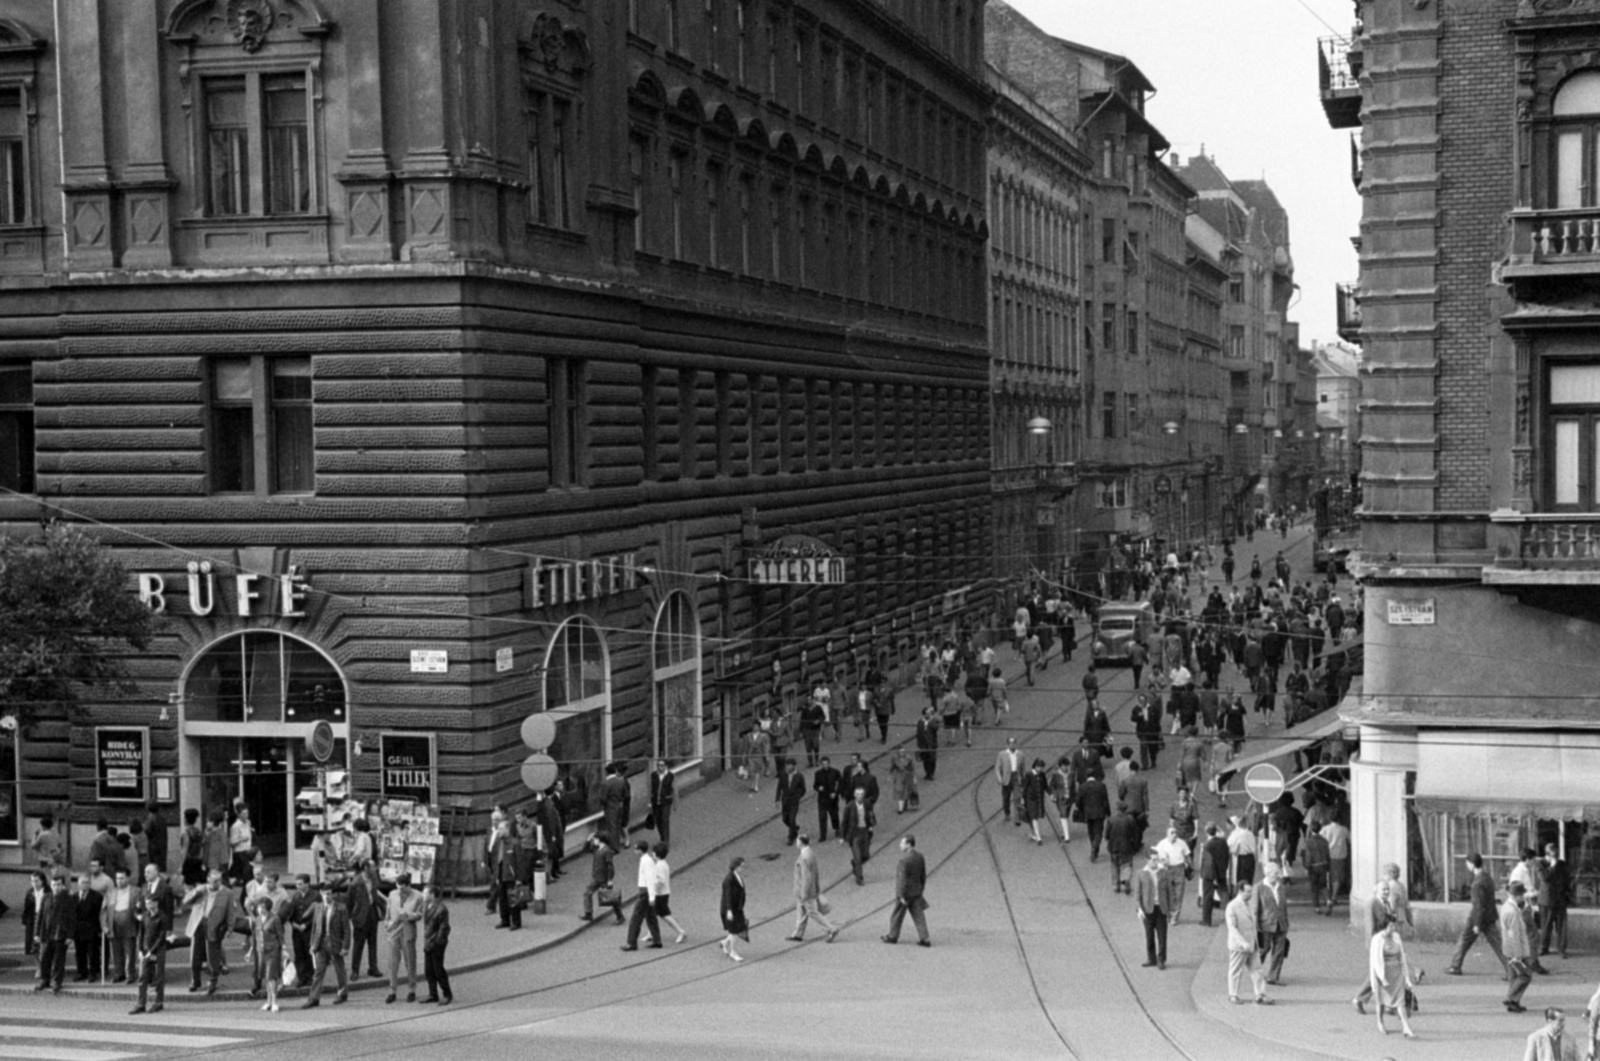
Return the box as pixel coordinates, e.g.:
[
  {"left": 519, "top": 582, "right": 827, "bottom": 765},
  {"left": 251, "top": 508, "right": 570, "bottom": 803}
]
[
  {"left": 130, "top": 875, "right": 171, "bottom": 1014},
  {"left": 348, "top": 862, "right": 383, "bottom": 978},
  {"left": 490, "top": 815, "right": 527, "bottom": 931},
  {"left": 839, "top": 753, "right": 879, "bottom": 812},
  {"left": 384, "top": 873, "right": 422, "bottom": 1003},
  {"left": 1198, "top": 824, "right": 1232, "bottom": 927},
  {"left": 915, "top": 707, "right": 939, "bottom": 781},
  {"left": 1540, "top": 843, "right": 1572, "bottom": 960},
  {"left": 1077, "top": 773, "right": 1111, "bottom": 860},
  {"left": 34, "top": 872, "right": 75, "bottom": 993},
  {"left": 89, "top": 817, "right": 127, "bottom": 878},
  {"left": 303, "top": 882, "right": 350, "bottom": 1007},
  {"left": 72, "top": 873, "right": 104, "bottom": 982},
  {"left": 579, "top": 832, "right": 625, "bottom": 924},
  {"left": 1119, "top": 762, "right": 1151, "bottom": 836},
  {"left": 21, "top": 870, "right": 46, "bottom": 957},
  {"left": 775, "top": 758, "right": 807, "bottom": 846},
  {"left": 1136, "top": 847, "right": 1176, "bottom": 969},
  {"left": 787, "top": 834, "right": 840, "bottom": 943},
  {"left": 1501, "top": 882, "right": 1535, "bottom": 1013},
  {"left": 995, "top": 737, "right": 1024, "bottom": 825},
  {"left": 813, "top": 756, "right": 841, "bottom": 842},
  {"left": 104, "top": 867, "right": 144, "bottom": 983},
  {"left": 881, "top": 835, "right": 930, "bottom": 946},
  {"left": 1253, "top": 862, "right": 1291, "bottom": 985},
  {"left": 601, "top": 762, "right": 631, "bottom": 847},
  {"left": 1448, "top": 852, "right": 1509, "bottom": 977},
  {"left": 648, "top": 761, "right": 676, "bottom": 848},
  {"left": 842, "top": 785, "right": 876, "bottom": 886},
  {"left": 284, "top": 874, "right": 316, "bottom": 994},
  {"left": 420, "top": 882, "right": 452, "bottom": 1005},
  {"left": 1105, "top": 801, "right": 1142, "bottom": 894},
  {"left": 182, "top": 867, "right": 240, "bottom": 996},
  {"left": 1226, "top": 882, "right": 1271, "bottom": 1005}
]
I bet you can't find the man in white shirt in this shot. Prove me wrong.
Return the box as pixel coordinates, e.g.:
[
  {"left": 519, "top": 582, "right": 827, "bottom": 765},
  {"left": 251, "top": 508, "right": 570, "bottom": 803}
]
[
  {"left": 1155, "top": 825, "right": 1192, "bottom": 924},
  {"left": 1226, "top": 882, "right": 1272, "bottom": 1005},
  {"left": 621, "top": 841, "right": 661, "bottom": 951},
  {"left": 1320, "top": 820, "right": 1352, "bottom": 905},
  {"left": 995, "top": 738, "right": 1025, "bottom": 826}
]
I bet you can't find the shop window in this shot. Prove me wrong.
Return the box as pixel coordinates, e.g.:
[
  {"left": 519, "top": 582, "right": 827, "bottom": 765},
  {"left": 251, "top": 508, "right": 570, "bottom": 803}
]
[
  {"left": 185, "top": 631, "right": 345, "bottom": 726},
  {"left": 209, "top": 357, "right": 313, "bottom": 496},
  {"left": 0, "top": 362, "right": 33, "bottom": 494},
  {"left": 543, "top": 617, "right": 610, "bottom": 821},
  {"left": 652, "top": 592, "right": 702, "bottom": 762},
  {"left": 201, "top": 72, "right": 313, "bottom": 218},
  {"left": 1098, "top": 476, "right": 1130, "bottom": 509},
  {"left": 548, "top": 358, "right": 588, "bottom": 489},
  {"left": 1552, "top": 72, "right": 1600, "bottom": 209},
  {"left": 1415, "top": 807, "right": 1600, "bottom": 908}
]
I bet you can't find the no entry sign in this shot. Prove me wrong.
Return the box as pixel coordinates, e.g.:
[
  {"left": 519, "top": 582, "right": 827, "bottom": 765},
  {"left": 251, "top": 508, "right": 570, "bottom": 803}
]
[{"left": 1244, "top": 763, "right": 1286, "bottom": 805}]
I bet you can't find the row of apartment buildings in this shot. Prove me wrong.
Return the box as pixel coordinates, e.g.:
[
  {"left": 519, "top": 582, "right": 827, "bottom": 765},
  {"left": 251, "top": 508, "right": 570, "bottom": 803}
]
[
  {"left": 0, "top": 0, "right": 1307, "bottom": 877},
  {"left": 1319, "top": 0, "right": 1600, "bottom": 935}
]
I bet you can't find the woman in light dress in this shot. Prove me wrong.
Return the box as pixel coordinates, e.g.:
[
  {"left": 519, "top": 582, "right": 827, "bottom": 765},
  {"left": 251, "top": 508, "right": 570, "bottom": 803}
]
[{"left": 1368, "top": 911, "right": 1417, "bottom": 1039}]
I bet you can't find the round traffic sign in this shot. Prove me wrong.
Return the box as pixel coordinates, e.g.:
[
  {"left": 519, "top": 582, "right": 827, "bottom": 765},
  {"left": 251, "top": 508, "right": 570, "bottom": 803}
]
[
  {"left": 520, "top": 752, "right": 558, "bottom": 792},
  {"left": 307, "top": 720, "right": 336, "bottom": 764},
  {"left": 520, "top": 713, "right": 557, "bottom": 750},
  {"left": 1244, "top": 763, "right": 1285, "bottom": 805}
]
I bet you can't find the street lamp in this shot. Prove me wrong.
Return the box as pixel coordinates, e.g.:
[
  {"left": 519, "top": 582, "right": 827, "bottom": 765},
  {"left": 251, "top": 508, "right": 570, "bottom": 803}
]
[
  {"left": 1027, "top": 416, "right": 1052, "bottom": 435},
  {"left": 1162, "top": 420, "right": 1180, "bottom": 435}
]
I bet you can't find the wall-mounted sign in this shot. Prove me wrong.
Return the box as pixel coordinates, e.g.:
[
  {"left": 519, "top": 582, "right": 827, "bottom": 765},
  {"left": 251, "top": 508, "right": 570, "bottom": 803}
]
[
  {"left": 496, "top": 646, "right": 514, "bottom": 673},
  {"left": 379, "top": 732, "right": 437, "bottom": 805},
  {"left": 136, "top": 560, "right": 310, "bottom": 620},
  {"left": 95, "top": 726, "right": 149, "bottom": 803},
  {"left": 526, "top": 553, "right": 641, "bottom": 610},
  {"left": 1386, "top": 599, "right": 1435, "bottom": 626},
  {"left": 750, "top": 535, "right": 846, "bottom": 585},
  {"left": 410, "top": 649, "right": 449, "bottom": 674},
  {"left": 942, "top": 585, "right": 971, "bottom": 616}
]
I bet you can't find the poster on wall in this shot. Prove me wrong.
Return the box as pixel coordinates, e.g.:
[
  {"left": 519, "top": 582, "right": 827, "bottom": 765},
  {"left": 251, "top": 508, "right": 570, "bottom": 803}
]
[
  {"left": 379, "top": 732, "right": 437, "bottom": 805},
  {"left": 0, "top": 718, "right": 19, "bottom": 843},
  {"left": 95, "top": 727, "right": 149, "bottom": 804}
]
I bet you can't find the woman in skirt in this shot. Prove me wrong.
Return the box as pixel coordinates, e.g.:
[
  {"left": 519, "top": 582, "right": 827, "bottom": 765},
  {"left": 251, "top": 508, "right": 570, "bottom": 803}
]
[
  {"left": 250, "top": 896, "right": 283, "bottom": 1013},
  {"left": 652, "top": 843, "right": 687, "bottom": 944}
]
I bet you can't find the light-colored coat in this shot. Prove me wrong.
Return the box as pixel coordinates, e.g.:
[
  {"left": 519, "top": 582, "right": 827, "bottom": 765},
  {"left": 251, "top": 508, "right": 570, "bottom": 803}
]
[
  {"left": 794, "top": 845, "right": 823, "bottom": 902},
  {"left": 1225, "top": 892, "right": 1258, "bottom": 953},
  {"left": 1500, "top": 897, "right": 1532, "bottom": 960}
]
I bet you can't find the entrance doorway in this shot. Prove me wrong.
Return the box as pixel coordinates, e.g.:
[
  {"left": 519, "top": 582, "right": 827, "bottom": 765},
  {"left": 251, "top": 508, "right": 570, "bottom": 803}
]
[{"left": 180, "top": 631, "right": 349, "bottom": 877}]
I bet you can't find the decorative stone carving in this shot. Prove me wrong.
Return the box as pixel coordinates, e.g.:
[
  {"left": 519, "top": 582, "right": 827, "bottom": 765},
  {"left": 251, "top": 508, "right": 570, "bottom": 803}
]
[
  {"left": 164, "top": 0, "right": 332, "bottom": 52},
  {"left": 520, "top": 12, "right": 591, "bottom": 77}
]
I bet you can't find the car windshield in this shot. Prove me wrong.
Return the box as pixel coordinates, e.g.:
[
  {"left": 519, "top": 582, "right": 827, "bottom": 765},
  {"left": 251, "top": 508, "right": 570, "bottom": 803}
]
[{"left": 1101, "top": 618, "right": 1135, "bottom": 633}]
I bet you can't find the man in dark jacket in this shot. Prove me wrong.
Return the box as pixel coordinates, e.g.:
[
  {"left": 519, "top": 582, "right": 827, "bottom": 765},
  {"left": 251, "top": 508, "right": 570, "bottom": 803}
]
[
  {"left": 1199, "top": 823, "right": 1232, "bottom": 926},
  {"left": 580, "top": 832, "right": 624, "bottom": 924},
  {"left": 89, "top": 818, "right": 127, "bottom": 878},
  {"left": 881, "top": 835, "right": 930, "bottom": 946},
  {"left": 839, "top": 753, "right": 879, "bottom": 811},
  {"left": 130, "top": 878, "right": 171, "bottom": 1014},
  {"left": 1448, "top": 852, "right": 1509, "bottom": 976},
  {"left": 1105, "top": 801, "right": 1142, "bottom": 894},
  {"left": 1083, "top": 702, "right": 1112, "bottom": 758},
  {"left": 304, "top": 881, "right": 350, "bottom": 1007},
  {"left": 648, "top": 761, "right": 676, "bottom": 848},
  {"left": 775, "top": 758, "right": 807, "bottom": 846},
  {"left": 421, "top": 883, "right": 452, "bottom": 1005},
  {"left": 842, "top": 786, "right": 876, "bottom": 886},
  {"left": 72, "top": 874, "right": 104, "bottom": 982},
  {"left": 915, "top": 708, "right": 939, "bottom": 781},
  {"left": 285, "top": 874, "right": 316, "bottom": 993},
  {"left": 1540, "top": 844, "right": 1572, "bottom": 960},
  {"left": 1119, "top": 763, "right": 1151, "bottom": 836},
  {"left": 1076, "top": 774, "right": 1111, "bottom": 861},
  {"left": 601, "top": 762, "right": 630, "bottom": 848},
  {"left": 35, "top": 873, "right": 76, "bottom": 993},
  {"left": 182, "top": 867, "right": 241, "bottom": 995},
  {"left": 348, "top": 863, "right": 382, "bottom": 978},
  {"left": 813, "top": 756, "right": 842, "bottom": 841}
]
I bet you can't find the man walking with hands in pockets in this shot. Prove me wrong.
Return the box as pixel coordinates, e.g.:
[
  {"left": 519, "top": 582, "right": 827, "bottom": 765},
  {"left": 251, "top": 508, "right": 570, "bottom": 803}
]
[
  {"left": 786, "top": 835, "right": 840, "bottom": 943},
  {"left": 881, "top": 836, "right": 931, "bottom": 947}
]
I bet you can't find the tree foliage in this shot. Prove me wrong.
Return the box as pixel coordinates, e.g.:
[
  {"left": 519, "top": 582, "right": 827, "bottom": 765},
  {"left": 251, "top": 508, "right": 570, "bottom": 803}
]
[{"left": 0, "top": 522, "right": 155, "bottom": 727}]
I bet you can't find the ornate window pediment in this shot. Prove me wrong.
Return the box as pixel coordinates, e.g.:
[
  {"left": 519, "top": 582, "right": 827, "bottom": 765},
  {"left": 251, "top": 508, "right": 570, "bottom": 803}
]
[
  {"left": 164, "top": 0, "right": 332, "bottom": 54},
  {"left": 519, "top": 12, "right": 592, "bottom": 79}
]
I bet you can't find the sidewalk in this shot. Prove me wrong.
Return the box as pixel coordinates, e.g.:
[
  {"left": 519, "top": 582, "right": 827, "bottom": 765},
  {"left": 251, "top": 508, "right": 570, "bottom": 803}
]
[{"left": 0, "top": 636, "right": 1011, "bottom": 1004}]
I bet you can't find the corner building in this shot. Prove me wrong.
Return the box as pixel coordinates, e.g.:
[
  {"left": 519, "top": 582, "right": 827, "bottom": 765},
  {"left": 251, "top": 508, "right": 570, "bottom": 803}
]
[
  {"left": 0, "top": 0, "right": 992, "bottom": 878},
  {"left": 1334, "top": 0, "right": 1600, "bottom": 942}
]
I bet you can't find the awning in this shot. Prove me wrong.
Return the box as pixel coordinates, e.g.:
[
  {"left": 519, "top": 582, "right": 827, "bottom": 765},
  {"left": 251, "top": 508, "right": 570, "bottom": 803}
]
[
  {"left": 1219, "top": 713, "right": 1349, "bottom": 792},
  {"left": 1415, "top": 731, "right": 1600, "bottom": 821}
]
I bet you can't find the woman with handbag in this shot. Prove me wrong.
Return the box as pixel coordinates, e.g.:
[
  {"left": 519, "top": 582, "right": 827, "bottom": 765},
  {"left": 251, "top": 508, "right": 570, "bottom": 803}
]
[
  {"left": 719, "top": 857, "right": 748, "bottom": 962},
  {"left": 250, "top": 897, "right": 283, "bottom": 1013},
  {"left": 1368, "top": 919, "right": 1417, "bottom": 1038}
]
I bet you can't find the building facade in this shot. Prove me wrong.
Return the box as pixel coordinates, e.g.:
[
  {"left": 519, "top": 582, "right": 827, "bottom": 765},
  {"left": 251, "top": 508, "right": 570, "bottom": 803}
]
[
  {"left": 0, "top": 0, "right": 993, "bottom": 877},
  {"left": 985, "top": 61, "right": 1086, "bottom": 589},
  {"left": 1331, "top": 0, "right": 1600, "bottom": 936}
]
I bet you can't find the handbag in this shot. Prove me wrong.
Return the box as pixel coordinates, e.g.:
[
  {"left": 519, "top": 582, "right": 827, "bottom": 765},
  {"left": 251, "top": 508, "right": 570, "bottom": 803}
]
[
  {"left": 816, "top": 894, "right": 831, "bottom": 915},
  {"left": 596, "top": 886, "right": 620, "bottom": 907},
  {"left": 281, "top": 957, "right": 299, "bottom": 990},
  {"left": 508, "top": 882, "right": 533, "bottom": 910}
]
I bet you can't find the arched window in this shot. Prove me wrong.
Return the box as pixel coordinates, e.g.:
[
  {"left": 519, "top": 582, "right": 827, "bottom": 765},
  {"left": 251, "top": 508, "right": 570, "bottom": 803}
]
[
  {"left": 542, "top": 617, "right": 610, "bottom": 819},
  {"left": 1553, "top": 72, "right": 1600, "bottom": 208},
  {"left": 652, "top": 592, "right": 701, "bottom": 762},
  {"left": 186, "top": 631, "right": 345, "bottom": 724}
]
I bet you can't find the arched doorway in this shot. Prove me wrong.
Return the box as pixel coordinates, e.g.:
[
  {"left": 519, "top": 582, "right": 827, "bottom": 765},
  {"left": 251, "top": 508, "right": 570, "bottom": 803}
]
[
  {"left": 179, "top": 631, "right": 348, "bottom": 876},
  {"left": 542, "top": 616, "right": 610, "bottom": 824},
  {"left": 651, "top": 591, "right": 702, "bottom": 764}
]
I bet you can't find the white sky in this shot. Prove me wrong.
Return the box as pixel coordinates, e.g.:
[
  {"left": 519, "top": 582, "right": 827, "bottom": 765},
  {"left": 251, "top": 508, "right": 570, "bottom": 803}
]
[{"left": 1003, "top": 0, "right": 1362, "bottom": 348}]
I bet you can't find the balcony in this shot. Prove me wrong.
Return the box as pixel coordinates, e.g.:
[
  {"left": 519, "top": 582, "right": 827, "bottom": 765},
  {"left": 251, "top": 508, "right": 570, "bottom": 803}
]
[
  {"left": 1319, "top": 36, "right": 1361, "bottom": 130},
  {"left": 1337, "top": 283, "right": 1362, "bottom": 344},
  {"left": 1504, "top": 209, "right": 1600, "bottom": 283},
  {"left": 1485, "top": 512, "right": 1600, "bottom": 584}
]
